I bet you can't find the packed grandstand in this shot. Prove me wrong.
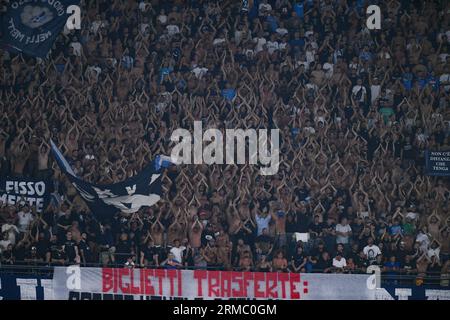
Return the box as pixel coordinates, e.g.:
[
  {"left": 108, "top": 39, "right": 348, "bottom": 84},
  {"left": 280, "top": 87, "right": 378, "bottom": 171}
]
[{"left": 0, "top": 0, "right": 449, "bottom": 297}]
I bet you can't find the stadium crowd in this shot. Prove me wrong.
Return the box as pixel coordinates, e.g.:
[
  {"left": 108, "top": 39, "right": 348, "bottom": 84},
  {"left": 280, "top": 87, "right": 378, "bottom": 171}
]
[{"left": 0, "top": 0, "right": 449, "bottom": 285}]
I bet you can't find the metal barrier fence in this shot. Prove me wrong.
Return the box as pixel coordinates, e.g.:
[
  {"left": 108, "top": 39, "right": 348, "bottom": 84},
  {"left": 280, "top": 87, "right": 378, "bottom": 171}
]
[
  {"left": 1, "top": 232, "right": 448, "bottom": 288},
  {"left": 1, "top": 263, "right": 448, "bottom": 288}
]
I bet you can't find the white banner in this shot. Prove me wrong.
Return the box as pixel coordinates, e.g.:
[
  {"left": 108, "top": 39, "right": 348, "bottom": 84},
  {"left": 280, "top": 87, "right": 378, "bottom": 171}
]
[{"left": 51, "top": 267, "right": 379, "bottom": 300}]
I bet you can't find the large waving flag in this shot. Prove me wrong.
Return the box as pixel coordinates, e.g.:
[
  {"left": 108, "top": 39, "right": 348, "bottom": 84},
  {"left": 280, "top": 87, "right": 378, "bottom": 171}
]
[
  {"left": 50, "top": 140, "right": 172, "bottom": 221},
  {"left": 0, "top": 0, "right": 80, "bottom": 58}
]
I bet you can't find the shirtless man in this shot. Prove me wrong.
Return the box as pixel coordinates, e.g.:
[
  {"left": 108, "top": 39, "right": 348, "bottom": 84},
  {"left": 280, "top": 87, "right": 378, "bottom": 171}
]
[
  {"left": 10, "top": 137, "right": 30, "bottom": 176},
  {"left": 270, "top": 202, "right": 287, "bottom": 247},
  {"left": 150, "top": 220, "right": 165, "bottom": 247},
  {"left": 215, "top": 226, "right": 231, "bottom": 269},
  {"left": 37, "top": 142, "right": 51, "bottom": 179},
  {"left": 202, "top": 239, "right": 218, "bottom": 268},
  {"left": 167, "top": 219, "right": 184, "bottom": 246},
  {"left": 188, "top": 218, "right": 203, "bottom": 249}
]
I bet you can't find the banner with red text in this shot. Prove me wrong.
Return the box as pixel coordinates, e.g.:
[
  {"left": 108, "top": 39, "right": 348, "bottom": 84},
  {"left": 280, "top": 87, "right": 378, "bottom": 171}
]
[{"left": 52, "top": 267, "right": 379, "bottom": 300}]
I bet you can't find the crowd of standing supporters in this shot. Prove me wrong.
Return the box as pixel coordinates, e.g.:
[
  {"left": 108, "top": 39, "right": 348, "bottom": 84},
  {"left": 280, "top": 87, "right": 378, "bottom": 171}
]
[{"left": 0, "top": 0, "right": 449, "bottom": 286}]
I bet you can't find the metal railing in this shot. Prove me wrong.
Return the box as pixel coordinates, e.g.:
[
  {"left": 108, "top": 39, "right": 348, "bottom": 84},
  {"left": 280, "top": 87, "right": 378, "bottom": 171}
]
[{"left": 1, "top": 262, "right": 448, "bottom": 288}]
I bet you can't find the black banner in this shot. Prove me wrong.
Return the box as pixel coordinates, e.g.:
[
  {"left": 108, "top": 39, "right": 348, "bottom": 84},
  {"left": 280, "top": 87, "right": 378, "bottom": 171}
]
[
  {"left": 0, "top": 176, "right": 51, "bottom": 212},
  {"left": 0, "top": 0, "right": 80, "bottom": 58},
  {"left": 424, "top": 150, "right": 450, "bottom": 176}
]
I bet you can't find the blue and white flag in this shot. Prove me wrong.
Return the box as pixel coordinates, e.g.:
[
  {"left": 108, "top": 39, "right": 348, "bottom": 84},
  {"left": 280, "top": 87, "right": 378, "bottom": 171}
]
[
  {"left": 50, "top": 140, "right": 171, "bottom": 221},
  {"left": 0, "top": 0, "right": 79, "bottom": 58}
]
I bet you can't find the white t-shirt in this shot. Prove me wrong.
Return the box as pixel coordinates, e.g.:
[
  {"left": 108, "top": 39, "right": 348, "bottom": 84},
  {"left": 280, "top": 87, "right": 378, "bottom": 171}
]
[
  {"left": 90, "top": 20, "right": 103, "bottom": 34},
  {"left": 370, "top": 84, "right": 381, "bottom": 103},
  {"left": 296, "top": 60, "right": 309, "bottom": 70},
  {"left": 18, "top": 211, "right": 34, "bottom": 233},
  {"left": 253, "top": 37, "right": 267, "bottom": 53},
  {"left": 157, "top": 14, "right": 167, "bottom": 24},
  {"left": 70, "top": 42, "right": 82, "bottom": 57},
  {"left": 335, "top": 224, "right": 352, "bottom": 244},
  {"left": 305, "top": 50, "right": 315, "bottom": 64},
  {"left": 323, "top": 62, "right": 334, "bottom": 78},
  {"left": 192, "top": 66, "right": 208, "bottom": 79},
  {"left": 166, "top": 25, "right": 180, "bottom": 36},
  {"left": 440, "top": 73, "right": 450, "bottom": 91},
  {"left": 139, "top": 1, "right": 149, "bottom": 11},
  {"left": 352, "top": 85, "right": 367, "bottom": 102},
  {"left": 0, "top": 239, "right": 12, "bottom": 252},
  {"left": 427, "top": 248, "right": 440, "bottom": 261},
  {"left": 258, "top": 3, "right": 272, "bottom": 15},
  {"left": 266, "top": 41, "right": 279, "bottom": 55},
  {"left": 1, "top": 224, "right": 18, "bottom": 245},
  {"left": 416, "top": 233, "right": 430, "bottom": 251},
  {"left": 349, "top": 62, "right": 359, "bottom": 70},
  {"left": 363, "top": 245, "right": 381, "bottom": 260},
  {"left": 332, "top": 257, "right": 347, "bottom": 268},
  {"left": 304, "top": 126, "right": 316, "bottom": 134},
  {"left": 275, "top": 28, "right": 288, "bottom": 36},
  {"left": 170, "top": 246, "right": 186, "bottom": 263},
  {"left": 213, "top": 38, "right": 226, "bottom": 46},
  {"left": 234, "top": 30, "right": 244, "bottom": 44},
  {"left": 379, "top": 52, "right": 391, "bottom": 60},
  {"left": 245, "top": 49, "right": 255, "bottom": 59},
  {"left": 140, "top": 23, "right": 150, "bottom": 34}
]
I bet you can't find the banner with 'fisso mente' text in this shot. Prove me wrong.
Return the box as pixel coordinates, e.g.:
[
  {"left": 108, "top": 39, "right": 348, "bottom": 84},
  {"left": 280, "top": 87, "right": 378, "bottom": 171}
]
[
  {"left": 52, "top": 267, "right": 378, "bottom": 300},
  {"left": 0, "top": 177, "right": 51, "bottom": 212}
]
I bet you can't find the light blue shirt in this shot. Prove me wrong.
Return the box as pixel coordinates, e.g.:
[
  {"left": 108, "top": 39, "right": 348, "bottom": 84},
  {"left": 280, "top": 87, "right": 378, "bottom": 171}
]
[{"left": 255, "top": 213, "right": 272, "bottom": 235}]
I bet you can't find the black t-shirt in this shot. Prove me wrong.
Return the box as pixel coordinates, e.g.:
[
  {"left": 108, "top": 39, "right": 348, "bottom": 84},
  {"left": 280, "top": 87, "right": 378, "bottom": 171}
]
[
  {"left": 50, "top": 245, "right": 66, "bottom": 261},
  {"left": 402, "top": 259, "right": 416, "bottom": 271},
  {"left": 295, "top": 188, "right": 309, "bottom": 201},
  {"left": 58, "top": 215, "right": 72, "bottom": 232},
  {"left": 13, "top": 245, "right": 27, "bottom": 262},
  {"left": 78, "top": 240, "right": 91, "bottom": 263},
  {"left": 142, "top": 245, "right": 158, "bottom": 263},
  {"left": 403, "top": 143, "right": 414, "bottom": 160},
  {"left": 1, "top": 249, "right": 13, "bottom": 261},
  {"left": 355, "top": 255, "right": 369, "bottom": 269},
  {"left": 63, "top": 239, "right": 78, "bottom": 261},
  {"left": 156, "top": 246, "right": 167, "bottom": 262},
  {"left": 308, "top": 222, "right": 323, "bottom": 235},
  {"left": 116, "top": 239, "right": 132, "bottom": 255},
  {"left": 183, "top": 247, "right": 195, "bottom": 266},
  {"left": 201, "top": 229, "right": 215, "bottom": 247},
  {"left": 255, "top": 234, "right": 272, "bottom": 244},
  {"left": 41, "top": 210, "right": 55, "bottom": 227},
  {"left": 24, "top": 248, "right": 42, "bottom": 263},
  {"left": 435, "top": 130, "right": 445, "bottom": 145},
  {"left": 286, "top": 218, "right": 299, "bottom": 233},
  {"left": 358, "top": 234, "right": 372, "bottom": 249},
  {"left": 295, "top": 212, "right": 310, "bottom": 233},
  {"left": 310, "top": 247, "right": 327, "bottom": 260},
  {"left": 349, "top": 249, "right": 360, "bottom": 262},
  {"left": 36, "top": 240, "right": 50, "bottom": 260},
  {"left": 315, "top": 257, "right": 332, "bottom": 271},
  {"left": 344, "top": 105, "right": 354, "bottom": 119},
  {"left": 291, "top": 252, "right": 307, "bottom": 268},
  {"left": 255, "top": 234, "right": 273, "bottom": 254},
  {"left": 351, "top": 222, "right": 364, "bottom": 239}
]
